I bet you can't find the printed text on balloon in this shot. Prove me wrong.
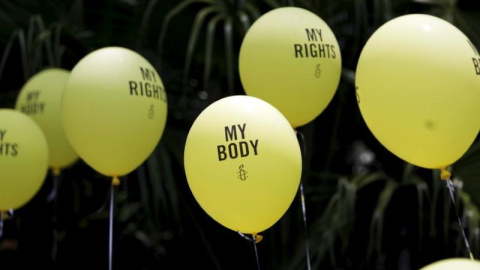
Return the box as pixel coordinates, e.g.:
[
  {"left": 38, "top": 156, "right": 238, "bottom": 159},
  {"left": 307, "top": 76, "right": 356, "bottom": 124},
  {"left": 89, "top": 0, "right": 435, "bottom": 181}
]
[
  {"left": 129, "top": 67, "right": 167, "bottom": 101},
  {"left": 0, "top": 130, "right": 19, "bottom": 157},
  {"left": 217, "top": 124, "right": 259, "bottom": 161},
  {"left": 294, "top": 28, "right": 337, "bottom": 59}
]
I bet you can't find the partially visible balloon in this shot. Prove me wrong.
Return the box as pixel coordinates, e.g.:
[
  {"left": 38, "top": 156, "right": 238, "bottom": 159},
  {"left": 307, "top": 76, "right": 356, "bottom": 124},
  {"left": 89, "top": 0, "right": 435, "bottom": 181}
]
[
  {"left": 239, "top": 7, "right": 342, "bottom": 128},
  {"left": 15, "top": 68, "right": 78, "bottom": 171},
  {"left": 356, "top": 14, "right": 480, "bottom": 169},
  {"left": 420, "top": 258, "right": 480, "bottom": 270},
  {"left": 0, "top": 109, "right": 48, "bottom": 210},
  {"left": 184, "top": 95, "right": 302, "bottom": 234},
  {"left": 61, "top": 47, "right": 168, "bottom": 178}
]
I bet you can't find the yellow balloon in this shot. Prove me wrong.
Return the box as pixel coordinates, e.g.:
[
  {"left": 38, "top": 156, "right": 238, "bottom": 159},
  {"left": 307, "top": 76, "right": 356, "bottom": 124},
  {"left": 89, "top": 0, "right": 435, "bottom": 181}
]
[
  {"left": 184, "top": 95, "right": 302, "bottom": 234},
  {"left": 239, "top": 7, "right": 342, "bottom": 128},
  {"left": 61, "top": 47, "right": 168, "bottom": 177},
  {"left": 0, "top": 109, "right": 49, "bottom": 210},
  {"left": 15, "top": 68, "right": 78, "bottom": 170},
  {"left": 356, "top": 14, "right": 480, "bottom": 169},
  {"left": 420, "top": 258, "right": 480, "bottom": 270}
]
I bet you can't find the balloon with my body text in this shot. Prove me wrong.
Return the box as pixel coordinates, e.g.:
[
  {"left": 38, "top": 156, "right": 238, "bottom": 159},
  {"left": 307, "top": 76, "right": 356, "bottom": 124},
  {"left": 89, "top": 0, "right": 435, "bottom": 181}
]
[
  {"left": 0, "top": 109, "right": 48, "bottom": 210},
  {"left": 184, "top": 95, "right": 302, "bottom": 234},
  {"left": 239, "top": 7, "right": 342, "bottom": 128},
  {"left": 15, "top": 68, "right": 78, "bottom": 172},
  {"left": 420, "top": 258, "right": 480, "bottom": 270},
  {"left": 356, "top": 14, "right": 480, "bottom": 169},
  {"left": 61, "top": 47, "right": 168, "bottom": 178}
]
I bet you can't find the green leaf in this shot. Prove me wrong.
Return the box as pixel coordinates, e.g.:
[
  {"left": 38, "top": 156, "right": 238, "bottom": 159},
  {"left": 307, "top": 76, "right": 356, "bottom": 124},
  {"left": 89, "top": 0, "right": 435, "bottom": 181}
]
[
  {"left": 137, "top": 0, "right": 160, "bottom": 48},
  {"left": 341, "top": 68, "right": 355, "bottom": 86},
  {"left": 0, "top": 29, "right": 19, "bottom": 84},
  {"left": 204, "top": 14, "right": 224, "bottom": 91},
  {"left": 237, "top": 10, "right": 251, "bottom": 34},
  {"left": 262, "top": 0, "right": 281, "bottom": 8},
  {"left": 157, "top": 0, "right": 210, "bottom": 62},
  {"left": 53, "top": 23, "right": 64, "bottom": 66},
  {"left": 146, "top": 147, "right": 166, "bottom": 225},
  {"left": 183, "top": 6, "right": 218, "bottom": 86},
  {"left": 17, "top": 29, "right": 28, "bottom": 80},
  {"left": 351, "top": 171, "right": 385, "bottom": 189},
  {"left": 367, "top": 179, "right": 398, "bottom": 263},
  {"left": 244, "top": 2, "right": 262, "bottom": 21},
  {"left": 223, "top": 17, "right": 234, "bottom": 94}
]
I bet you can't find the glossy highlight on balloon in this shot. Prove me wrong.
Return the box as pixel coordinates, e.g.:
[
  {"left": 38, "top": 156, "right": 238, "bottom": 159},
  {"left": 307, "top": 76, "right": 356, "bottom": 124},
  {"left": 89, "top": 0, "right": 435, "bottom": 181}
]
[
  {"left": 184, "top": 95, "right": 302, "bottom": 234},
  {"left": 239, "top": 7, "right": 342, "bottom": 128},
  {"left": 356, "top": 14, "right": 480, "bottom": 169}
]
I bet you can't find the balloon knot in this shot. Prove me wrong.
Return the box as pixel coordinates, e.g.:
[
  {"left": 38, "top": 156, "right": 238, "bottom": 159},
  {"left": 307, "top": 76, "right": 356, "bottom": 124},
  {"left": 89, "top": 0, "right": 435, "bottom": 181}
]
[
  {"left": 1, "top": 210, "right": 13, "bottom": 221},
  {"left": 440, "top": 167, "right": 451, "bottom": 181},
  {"left": 253, "top": 233, "right": 263, "bottom": 243},
  {"left": 52, "top": 167, "right": 61, "bottom": 176},
  {"left": 112, "top": 176, "right": 120, "bottom": 186},
  {"left": 238, "top": 231, "right": 263, "bottom": 243}
]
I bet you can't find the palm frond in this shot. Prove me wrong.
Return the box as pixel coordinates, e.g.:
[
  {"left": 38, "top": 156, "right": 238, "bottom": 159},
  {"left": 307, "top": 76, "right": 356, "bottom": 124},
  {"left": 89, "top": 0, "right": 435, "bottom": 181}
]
[
  {"left": 367, "top": 179, "right": 398, "bottom": 265},
  {"left": 204, "top": 14, "right": 225, "bottom": 92},
  {"left": 0, "top": 29, "right": 20, "bottom": 83},
  {"left": 223, "top": 17, "right": 234, "bottom": 94},
  {"left": 184, "top": 6, "right": 218, "bottom": 86},
  {"left": 157, "top": 0, "right": 210, "bottom": 61}
]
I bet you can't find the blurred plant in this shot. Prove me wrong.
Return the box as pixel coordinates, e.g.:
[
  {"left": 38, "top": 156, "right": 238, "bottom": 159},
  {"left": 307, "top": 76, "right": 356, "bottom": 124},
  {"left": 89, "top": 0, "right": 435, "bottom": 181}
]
[
  {"left": 141, "top": 0, "right": 271, "bottom": 97},
  {"left": 278, "top": 142, "right": 480, "bottom": 270},
  {"left": 0, "top": 15, "right": 64, "bottom": 82},
  {"left": 0, "top": 1, "right": 184, "bottom": 268}
]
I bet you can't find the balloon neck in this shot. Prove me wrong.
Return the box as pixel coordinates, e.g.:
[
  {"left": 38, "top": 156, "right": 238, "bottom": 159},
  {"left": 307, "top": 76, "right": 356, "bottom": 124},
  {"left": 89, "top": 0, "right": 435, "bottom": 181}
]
[
  {"left": 112, "top": 176, "right": 120, "bottom": 186},
  {"left": 0, "top": 210, "right": 12, "bottom": 221},
  {"left": 253, "top": 233, "right": 263, "bottom": 243},
  {"left": 238, "top": 231, "right": 263, "bottom": 243},
  {"left": 439, "top": 167, "right": 451, "bottom": 181},
  {"left": 52, "top": 167, "right": 61, "bottom": 176}
]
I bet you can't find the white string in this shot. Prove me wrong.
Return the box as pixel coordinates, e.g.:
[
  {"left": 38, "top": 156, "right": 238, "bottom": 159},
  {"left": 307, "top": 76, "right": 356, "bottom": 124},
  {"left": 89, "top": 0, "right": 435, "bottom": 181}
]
[
  {"left": 296, "top": 130, "right": 312, "bottom": 270},
  {"left": 0, "top": 211, "right": 3, "bottom": 239},
  {"left": 109, "top": 181, "right": 115, "bottom": 270},
  {"left": 300, "top": 182, "right": 312, "bottom": 270},
  {"left": 50, "top": 173, "right": 61, "bottom": 263},
  {"left": 445, "top": 178, "right": 474, "bottom": 260},
  {"left": 237, "top": 232, "right": 261, "bottom": 270}
]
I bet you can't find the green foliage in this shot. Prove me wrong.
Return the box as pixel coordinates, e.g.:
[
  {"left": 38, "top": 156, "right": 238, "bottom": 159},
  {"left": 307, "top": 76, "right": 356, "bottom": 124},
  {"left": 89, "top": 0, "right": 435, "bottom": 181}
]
[{"left": 142, "top": 0, "right": 266, "bottom": 96}]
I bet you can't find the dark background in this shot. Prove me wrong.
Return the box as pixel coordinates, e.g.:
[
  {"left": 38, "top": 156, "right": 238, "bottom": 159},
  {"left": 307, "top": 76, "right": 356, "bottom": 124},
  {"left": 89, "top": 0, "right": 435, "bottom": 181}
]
[{"left": 0, "top": 0, "right": 480, "bottom": 269}]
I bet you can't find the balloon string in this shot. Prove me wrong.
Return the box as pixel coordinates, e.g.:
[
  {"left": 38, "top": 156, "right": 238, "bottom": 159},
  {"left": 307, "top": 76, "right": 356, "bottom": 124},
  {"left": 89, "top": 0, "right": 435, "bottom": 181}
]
[
  {"left": 94, "top": 176, "right": 120, "bottom": 215},
  {"left": 50, "top": 171, "right": 62, "bottom": 264},
  {"left": 48, "top": 170, "right": 60, "bottom": 264},
  {"left": 295, "top": 130, "right": 307, "bottom": 159},
  {"left": 0, "top": 212, "right": 4, "bottom": 239},
  {"left": 300, "top": 182, "right": 312, "bottom": 270},
  {"left": 0, "top": 210, "right": 13, "bottom": 240},
  {"left": 109, "top": 179, "right": 115, "bottom": 270},
  {"left": 440, "top": 168, "right": 474, "bottom": 260},
  {"left": 253, "top": 237, "right": 260, "bottom": 270},
  {"left": 295, "top": 130, "right": 312, "bottom": 270},
  {"left": 47, "top": 168, "right": 61, "bottom": 202},
  {"left": 237, "top": 232, "right": 262, "bottom": 270}
]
